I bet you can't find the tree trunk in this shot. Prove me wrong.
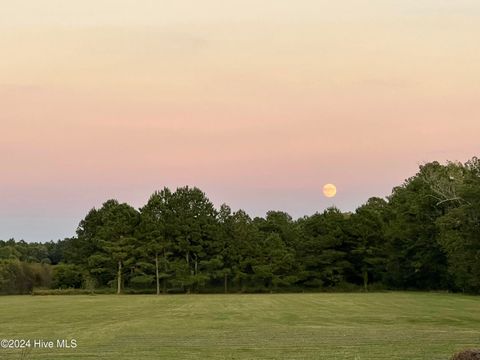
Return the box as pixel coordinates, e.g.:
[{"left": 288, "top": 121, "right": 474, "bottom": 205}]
[
  {"left": 117, "top": 260, "right": 122, "bottom": 295},
  {"left": 363, "top": 269, "right": 368, "bottom": 292},
  {"left": 163, "top": 248, "right": 167, "bottom": 294},
  {"left": 224, "top": 273, "right": 228, "bottom": 294},
  {"left": 186, "top": 252, "right": 191, "bottom": 294},
  {"left": 193, "top": 254, "right": 198, "bottom": 293},
  {"left": 155, "top": 252, "right": 160, "bottom": 295}
]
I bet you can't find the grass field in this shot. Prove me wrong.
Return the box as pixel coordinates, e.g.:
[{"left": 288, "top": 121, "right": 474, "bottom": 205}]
[{"left": 0, "top": 292, "right": 479, "bottom": 359}]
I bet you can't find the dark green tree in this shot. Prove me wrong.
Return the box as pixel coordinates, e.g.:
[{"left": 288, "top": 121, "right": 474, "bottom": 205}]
[
  {"left": 138, "top": 189, "right": 175, "bottom": 294},
  {"left": 437, "top": 157, "right": 480, "bottom": 292},
  {"left": 297, "top": 208, "right": 352, "bottom": 288},
  {"left": 348, "top": 197, "right": 388, "bottom": 290},
  {"left": 161, "top": 187, "right": 219, "bottom": 293},
  {"left": 384, "top": 163, "right": 450, "bottom": 290},
  {"left": 76, "top": 200, "right": 139, "bottom": 293}
]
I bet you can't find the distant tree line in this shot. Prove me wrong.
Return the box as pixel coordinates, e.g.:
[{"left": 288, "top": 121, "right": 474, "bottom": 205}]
[{"left": 1, "top": 157, "right": 479, "bottom": 295}]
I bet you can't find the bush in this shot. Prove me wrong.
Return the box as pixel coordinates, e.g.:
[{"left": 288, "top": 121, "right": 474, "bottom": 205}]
[
  {"left": 33, "top": 288, "right": 92, "bottom": 295},
  {"left": 52, "top": 264, "right": 84, "bottom": 289},
  {"left": 32, "top": 288, "right": 115, "bottom": 295},
  {"left": 0, "top": 260, "right": 52, "bottom": 294},
  {"left": 129, "top": 275, "right": 154, "bottom": 288},
  {"left": 452, "top": 350, "right": 480, "bottom": 360}
]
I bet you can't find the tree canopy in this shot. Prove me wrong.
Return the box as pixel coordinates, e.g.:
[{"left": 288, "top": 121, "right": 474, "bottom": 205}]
[{"left": 1, "top": 158, "right": 479, "bottom": 294}]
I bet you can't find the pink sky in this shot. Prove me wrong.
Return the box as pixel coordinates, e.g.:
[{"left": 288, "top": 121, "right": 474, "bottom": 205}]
[{"left": 1, "top": 1, "right": 479, "bottom": 241}]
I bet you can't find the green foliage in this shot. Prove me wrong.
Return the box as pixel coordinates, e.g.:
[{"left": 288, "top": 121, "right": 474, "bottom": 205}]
[
  {"left": 1, "top": 157, "right": 479, "bottom": 294},
  {"left": 296, "top": 207, "right": 352, "bottom": 288},
  {"left": 0, "top": 259, "right": 51, "bottom": 294},
  {"left": 129, "top": 275, "right": 155, "bottom": 288},
  {"left": 74, "top": 200, "right": 140, "bottom": 293},
  {"left": 347, "top": 197, "right": 388, "bottom": 290},
  {"left": 437, "top": 157, "right": 480, "bottom": 292},
  {"left": 52, "top": 263, "right": 84, "bottom": 289},
  {"left": 384, "top": 165, "right": 449, "bottom": 289},
  {"left": 33, "top": 288, "right": 89, "bottom": 295}
]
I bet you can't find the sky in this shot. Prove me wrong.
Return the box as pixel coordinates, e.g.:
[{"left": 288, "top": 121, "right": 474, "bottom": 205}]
[{"left": 1, "top": 1, "right": 479, "bottom": 242}]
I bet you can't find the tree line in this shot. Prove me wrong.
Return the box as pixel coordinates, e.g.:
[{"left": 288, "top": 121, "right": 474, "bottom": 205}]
[{"left": 1, "top": 157, "right": 479, "bottom": 295}]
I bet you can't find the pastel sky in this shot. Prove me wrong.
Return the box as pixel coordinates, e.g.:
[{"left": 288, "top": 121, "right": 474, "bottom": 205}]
[{"left": 1, "top": 1, "right": 479, "bottom": 242}]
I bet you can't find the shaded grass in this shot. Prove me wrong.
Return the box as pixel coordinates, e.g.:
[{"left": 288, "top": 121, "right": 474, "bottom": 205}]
[{"left": 0, "top": 292, "right": 479, "bottom": 359}]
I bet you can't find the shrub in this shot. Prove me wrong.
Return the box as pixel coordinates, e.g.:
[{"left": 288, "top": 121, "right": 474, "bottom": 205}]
[
  {"left": 0, "top": 259, "right": 51, "bottom": 294},
  {"left": 52, "top": 264, "right": 83, "bottom": 289},
  {"left": 452, "top": 349, "right": 480, "bottom": 360},
  {"left": 33, "top": 288, "right": 91, "bottom": 295},
  {"left": 129, "top": 275, "right": 154, "bottom": 288}
]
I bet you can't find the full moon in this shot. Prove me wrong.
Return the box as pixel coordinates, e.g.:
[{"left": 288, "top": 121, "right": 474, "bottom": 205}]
[{"left": 323, "top": 183, "right": 337, "bottom": 198}]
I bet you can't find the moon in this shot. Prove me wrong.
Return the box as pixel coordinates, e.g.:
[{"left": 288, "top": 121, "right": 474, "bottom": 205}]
[{"left": 323, "top": 183, "right": 337, "bottom": 198}]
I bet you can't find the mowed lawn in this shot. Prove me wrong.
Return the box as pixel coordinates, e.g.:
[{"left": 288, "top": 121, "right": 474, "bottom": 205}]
[{"left": 0, "top": 293, "right": 479, "bottom": 359}]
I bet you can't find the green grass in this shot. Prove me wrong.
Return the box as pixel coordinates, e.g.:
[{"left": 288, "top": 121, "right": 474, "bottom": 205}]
[{"left": 0, "top": 292, "right": 479, "bottom": 359}]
